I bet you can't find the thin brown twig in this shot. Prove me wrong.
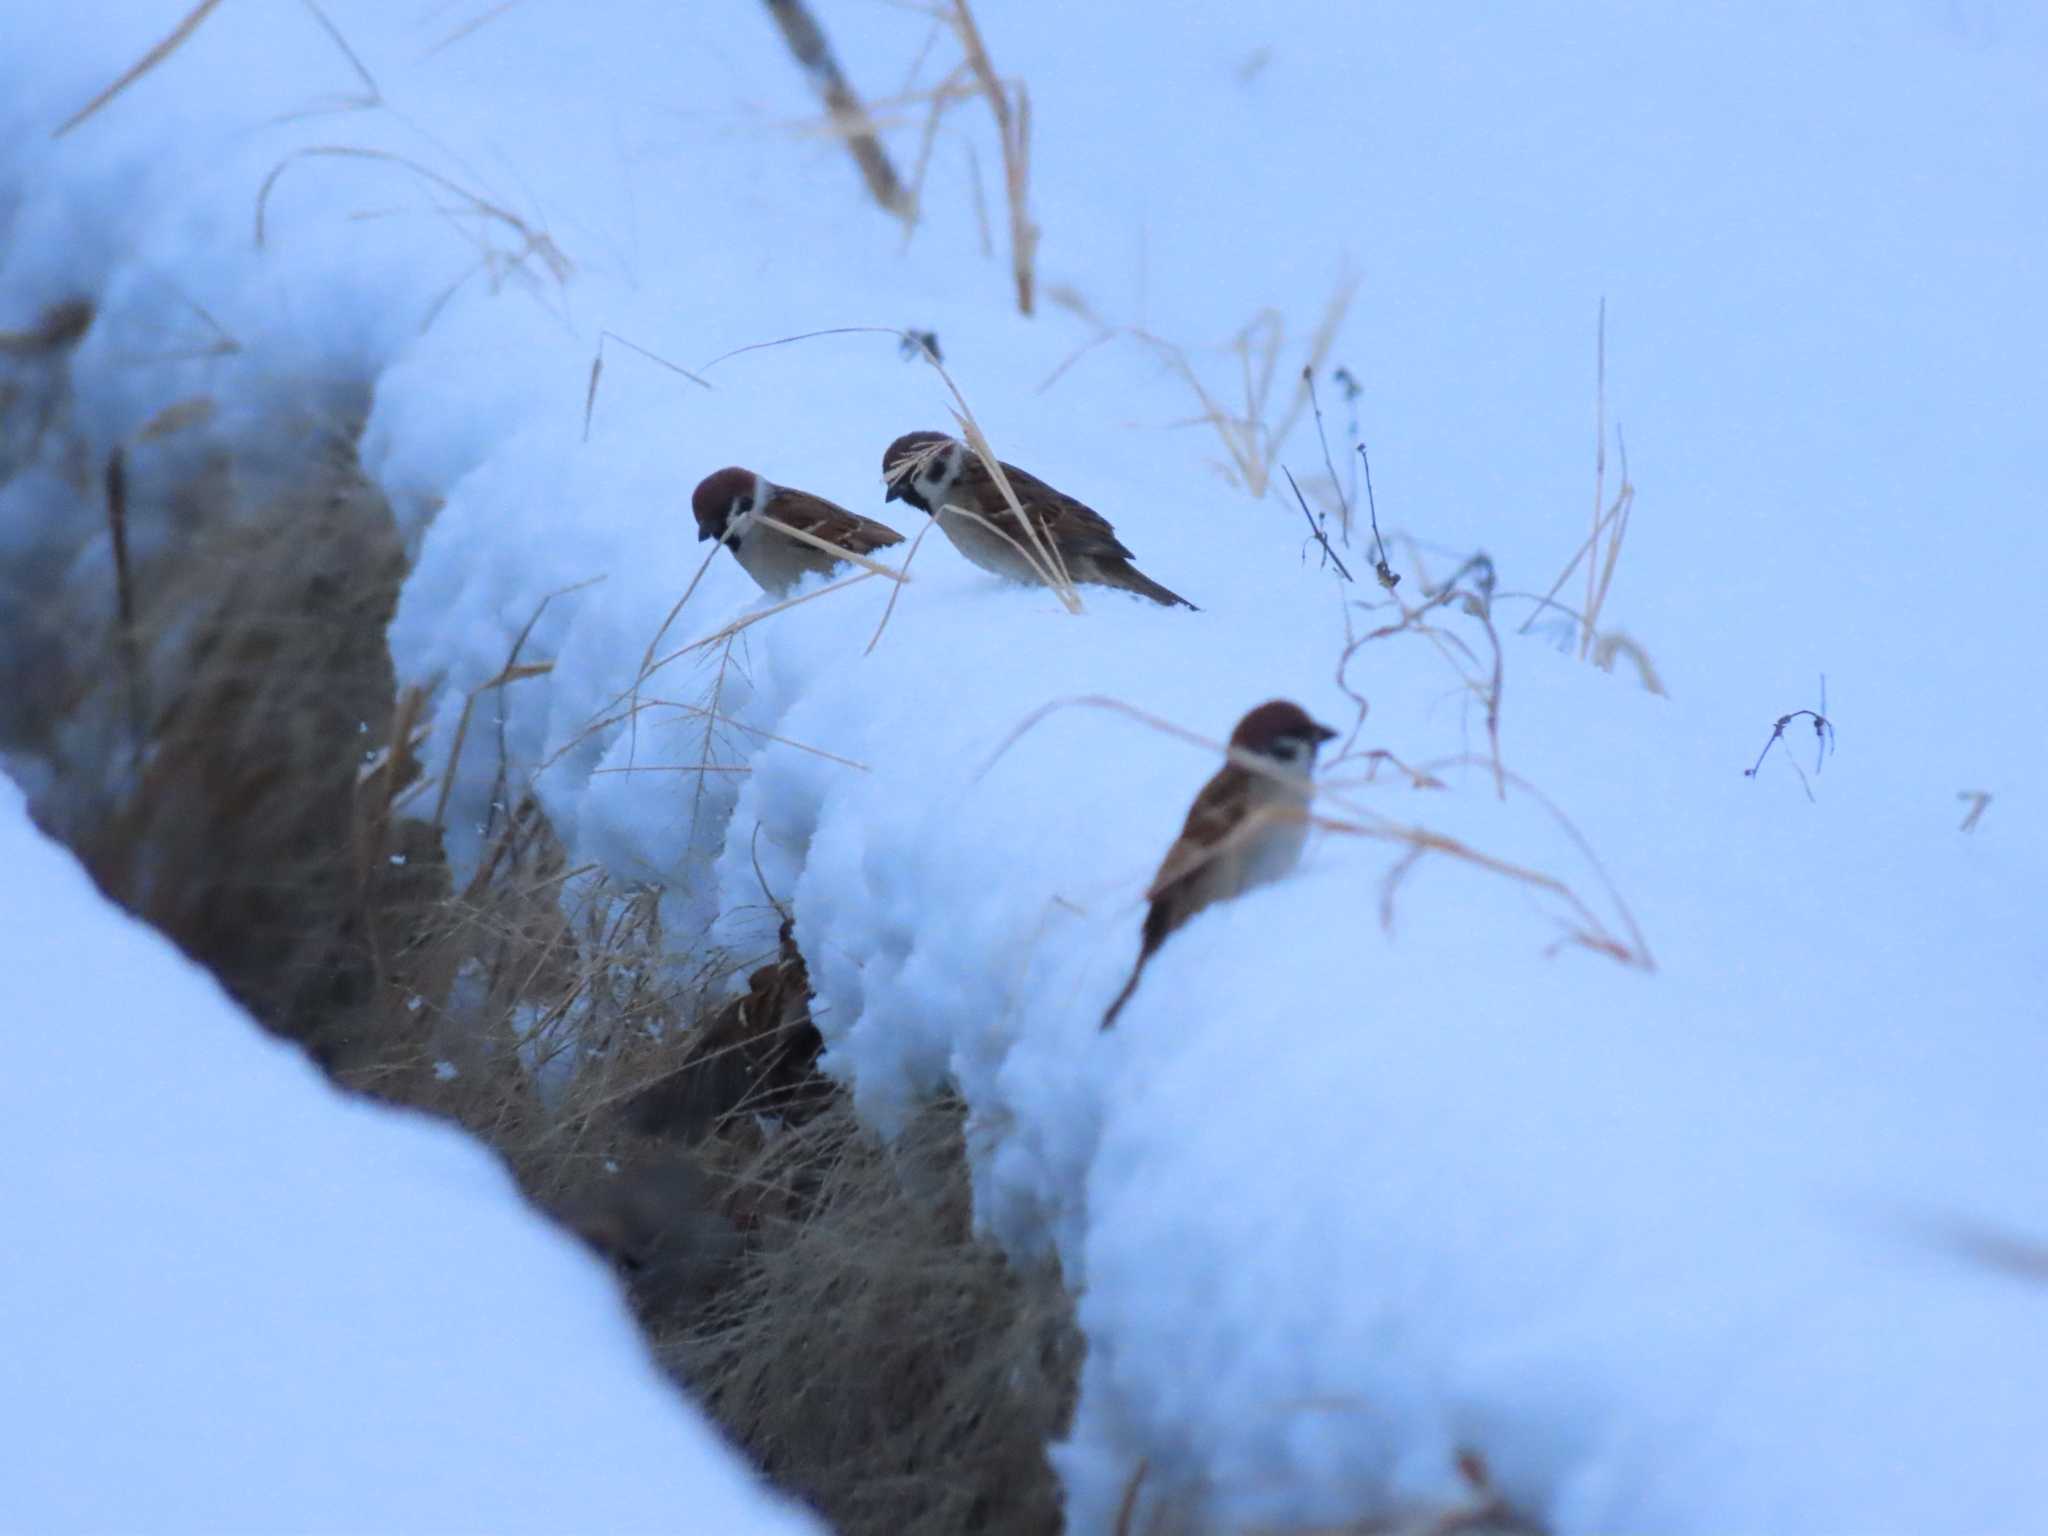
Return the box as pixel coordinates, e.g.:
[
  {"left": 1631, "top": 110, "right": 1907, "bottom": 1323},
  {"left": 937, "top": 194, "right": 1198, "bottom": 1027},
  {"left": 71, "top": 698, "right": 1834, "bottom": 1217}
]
[
  {"left": 762, "top": 0, "right": 913, "bottom": 218},
  {"left": 53, "top": 0, "right": 226, "bottom": 137},
  {"left": 104, "top": 450, "right": 146, "bottom": 769}
]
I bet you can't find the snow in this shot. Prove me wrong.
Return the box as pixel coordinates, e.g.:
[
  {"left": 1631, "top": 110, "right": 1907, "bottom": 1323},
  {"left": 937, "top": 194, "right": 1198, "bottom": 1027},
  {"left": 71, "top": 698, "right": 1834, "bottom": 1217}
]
[
  {"left": 0, "top": 778, "right": 818, "bottom": 1534},
  {"left": 4, "top": 1, "right": 2046, "bottom": 1532}
]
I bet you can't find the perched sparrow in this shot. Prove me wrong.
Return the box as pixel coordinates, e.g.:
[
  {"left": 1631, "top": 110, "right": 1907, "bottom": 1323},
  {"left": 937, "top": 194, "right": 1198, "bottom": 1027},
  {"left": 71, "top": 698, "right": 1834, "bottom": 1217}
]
[
  {"left": 1101, "top": 700, "right": 1338, "bottom": 1029},
  {"left": 881, "top": 430, "right": 1196, "bottom": 609},
  {"left": 693, "top": 466, "right": 904, "bottom": 596}
]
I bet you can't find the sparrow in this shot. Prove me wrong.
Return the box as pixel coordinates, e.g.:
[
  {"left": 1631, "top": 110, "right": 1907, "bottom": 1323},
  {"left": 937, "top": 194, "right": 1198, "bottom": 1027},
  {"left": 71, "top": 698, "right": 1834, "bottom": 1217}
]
[
  {"left": 881, "top": 430, "right": 1196, "bottom": 609},
  {"left": 693, "top": 466, "right": 904, "bottom": 596},
  {"left": 1101, "top": 700, "right": 1338, "bottom": 1029}
]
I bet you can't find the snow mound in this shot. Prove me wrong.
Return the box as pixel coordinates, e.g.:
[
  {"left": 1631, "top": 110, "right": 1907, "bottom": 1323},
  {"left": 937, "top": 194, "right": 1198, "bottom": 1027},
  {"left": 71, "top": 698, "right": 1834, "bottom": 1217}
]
[{"left": 0, "top": 776, "right": 817, "bottom": 1536}]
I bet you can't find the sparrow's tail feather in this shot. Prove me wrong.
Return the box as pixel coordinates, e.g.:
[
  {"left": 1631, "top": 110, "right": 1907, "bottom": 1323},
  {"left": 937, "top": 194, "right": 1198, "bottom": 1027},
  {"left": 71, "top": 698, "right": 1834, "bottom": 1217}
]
[
  {"left": 1101, "top": 956, "right": 1147, "bottom": 1030},
  {"left": 1120, "top": 565, "right": 1198, "bottom": 611}
]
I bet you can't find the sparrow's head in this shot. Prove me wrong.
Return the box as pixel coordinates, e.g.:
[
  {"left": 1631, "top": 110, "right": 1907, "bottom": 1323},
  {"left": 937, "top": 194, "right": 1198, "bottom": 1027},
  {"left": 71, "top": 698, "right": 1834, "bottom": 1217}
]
[
  {"left": 692, "top": 466, "right": 763, "bottom": 548},
  {"left": 1230, "top": 700, "right": 1339, "bottom": 772},
  {"left": 882, "top": 431, "right": 961, "bottom": 514}
]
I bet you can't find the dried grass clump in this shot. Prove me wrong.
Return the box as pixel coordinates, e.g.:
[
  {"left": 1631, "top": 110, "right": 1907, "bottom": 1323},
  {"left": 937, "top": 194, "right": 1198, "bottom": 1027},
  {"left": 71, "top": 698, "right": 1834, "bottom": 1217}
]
[
  {"left": 72, "top": 437, "right": 415, "bottom": 1057},
  {"left": 1040, "top": 277, "right": 1358, "bottom": 499},
  {"left": 671, "top": 1095, "right": 1081, "bottom": 1536}
]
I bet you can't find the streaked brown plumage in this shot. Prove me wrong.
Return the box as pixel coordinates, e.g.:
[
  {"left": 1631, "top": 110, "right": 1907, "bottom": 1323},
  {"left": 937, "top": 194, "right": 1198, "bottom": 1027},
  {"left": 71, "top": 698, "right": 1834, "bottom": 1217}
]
[
  {"left": 693, "top": 466, "right": 904, "bottom": 595},
  {"left": 1101, "top": 700, "right": 1337, "bottom": 1029},
  {"left": 881, "top": 430, "right": 1196, "bottom": 609}
]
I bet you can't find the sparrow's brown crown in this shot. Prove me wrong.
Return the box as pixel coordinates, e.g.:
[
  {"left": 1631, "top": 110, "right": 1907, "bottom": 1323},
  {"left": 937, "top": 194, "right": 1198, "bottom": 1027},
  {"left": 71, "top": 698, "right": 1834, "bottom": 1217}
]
[
  {"left": 1231, "top": 700, "right": 1339, "bottom": 755},
  {"left": 692, "top": 466, "right": 758, "bottom": 541},
  {"left": 881, "top": 431, "right": 956, "bottom": 505}
]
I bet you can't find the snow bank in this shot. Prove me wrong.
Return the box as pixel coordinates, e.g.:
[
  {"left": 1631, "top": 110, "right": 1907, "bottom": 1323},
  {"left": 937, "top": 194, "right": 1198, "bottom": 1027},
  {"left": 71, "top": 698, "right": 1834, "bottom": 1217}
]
[
  {"left": 0, "top": 777, "right": 817, "bottom": 1533},
  {"left": 4, "top": 1, "right": 2046, "bottom": 1531}
]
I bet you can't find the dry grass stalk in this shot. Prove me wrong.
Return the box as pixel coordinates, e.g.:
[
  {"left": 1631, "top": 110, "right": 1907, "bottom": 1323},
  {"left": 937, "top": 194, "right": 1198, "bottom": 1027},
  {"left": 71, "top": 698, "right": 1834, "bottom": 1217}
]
[
  {"left": 52, "top": 0, "right": 226, "bottom": 137},
  {"left": 762, "top": 0, "right": 913, "bottom": 217},
  {"left": 0, "top": 297, "right": 95, "bottom": 355},
  {"left": 866, "top": 510, "right": 945, "bottom": 654},
  {"left": 1335, "top": 556, "right": 1508, "bottom": 800},
  {"left": 430, "top": 577, "right": 603, "bottom": 828},
  {"left": 947, "top": 0, "right": 1037, "bottom": 315},
  {"left": 669, "top": 1095, "right": 1078, "bottom": 1535},
  {"left": 870, "top": 1, "right": 1038, "bottom": 314},
  {"left": 754, "top": 511, "right": 914, "bottom": 583},
  {"left": 582, "top": 330, "right": 713, "bottom": 442},
  {"left": 1589, "top": 631, "right": 1665, "bottom": 695},
  {"left": 1517, "top": 306, "right": 1637, "bottom": 663},
  {"left": 254, "top": 146, "right": 571, "bottom": 331},
  {"left": 1039, "top": 277, "right": 1358, "bottom": 499},
  {"left": 101, "top": 449, "right": 145, "bottom": 768},
  {"left": 949, "top": 408, "right": 1083, "bottom": 609}
]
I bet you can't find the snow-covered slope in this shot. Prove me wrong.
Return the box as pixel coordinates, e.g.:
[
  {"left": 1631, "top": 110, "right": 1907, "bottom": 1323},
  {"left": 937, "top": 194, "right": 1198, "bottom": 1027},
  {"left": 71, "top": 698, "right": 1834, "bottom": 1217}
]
[
  {"left": 3, "top": 2, "right": 2045, "bottom": 1532},
  {"left": 0, "top": 778, "right": 817, "bottom": 1534}
]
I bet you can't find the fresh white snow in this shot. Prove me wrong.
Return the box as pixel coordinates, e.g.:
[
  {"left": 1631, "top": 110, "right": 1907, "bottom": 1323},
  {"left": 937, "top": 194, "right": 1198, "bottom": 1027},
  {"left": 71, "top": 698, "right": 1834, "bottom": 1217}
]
[
  {"left": 3, "top": 1, "right": 2045, "bottom": 1532},
  {"left": 0, "top": 779, "right": 818, "bottom": 1534}
]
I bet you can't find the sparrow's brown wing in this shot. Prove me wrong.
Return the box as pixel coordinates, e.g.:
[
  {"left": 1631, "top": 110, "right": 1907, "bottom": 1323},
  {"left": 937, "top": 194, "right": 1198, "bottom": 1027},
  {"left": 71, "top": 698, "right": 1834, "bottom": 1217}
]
[
  {"left": 770, "top": 488, "right": 906, "bottom": 555},
  {"left": 953, "top": 456, "right": 1138, "bottom": 564},
  {"left": 1142, "top": 763, "right": 1257, "bottom": 946}
]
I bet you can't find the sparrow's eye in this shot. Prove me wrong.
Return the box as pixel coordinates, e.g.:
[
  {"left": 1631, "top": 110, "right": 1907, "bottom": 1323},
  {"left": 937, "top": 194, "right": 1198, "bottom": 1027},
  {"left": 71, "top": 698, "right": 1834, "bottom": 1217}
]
[
  {"left": 923, "top": 463, "right": 943, "bottom": 483},
  {"left": 736, "top": 496, "right": 753, "bottom": 513}
]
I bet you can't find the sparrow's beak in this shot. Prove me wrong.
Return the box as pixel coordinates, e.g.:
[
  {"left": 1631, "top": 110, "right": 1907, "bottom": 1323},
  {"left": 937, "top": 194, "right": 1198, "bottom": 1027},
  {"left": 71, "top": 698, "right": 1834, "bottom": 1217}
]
[
  {"left": 883, "top": 477, "right": 906, "bottom": 505},
  {"left": 697, "top": 524, "right": 715, "bottom": 542},
  {"left": 1313, "top": 722, "right": 1339, "bottom": 743}
]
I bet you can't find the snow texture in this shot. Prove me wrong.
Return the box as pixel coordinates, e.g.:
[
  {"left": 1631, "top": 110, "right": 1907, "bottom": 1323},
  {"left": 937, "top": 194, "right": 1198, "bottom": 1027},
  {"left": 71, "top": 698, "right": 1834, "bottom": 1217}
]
[
  {"left": 0, "top": 778, "right": 818, "bottom": 1534},
  {"left": 3, "top": 2, "right": 2046, "bottom": 1532}
]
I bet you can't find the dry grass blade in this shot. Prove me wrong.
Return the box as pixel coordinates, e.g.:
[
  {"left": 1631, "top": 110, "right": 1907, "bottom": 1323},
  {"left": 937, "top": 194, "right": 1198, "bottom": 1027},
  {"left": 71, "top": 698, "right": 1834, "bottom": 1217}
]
[
  {"left": 103, "top": 450, "right": 145, "bottom": 769},
  {"left": 946, "top": 0, "right": 1037, "bottom": 314},
  {"left": 298, "top": 0, "right": 381, "bottom": 109},
  {"left": 253, "top": 147, "right": 571, "bottom": 290},
  {"left": 1047, "top": 275, "right": 1357, "bottom": 500},
  {"left": 949, "top": 409, "right": 1082, "bottom": 610},
  {"left": 1585, "top": 299, "right": 1606, "bottom": 655},
  {"left": 0, "top": 298, "right": 95, "bottom": 355},
  {"left": 752, "top": 512, "right": 910, "bottom": 583},
  {"left": 53, "top": 0, "right": 225, "bottom": 137},
  {"left": 137, "top": 396, "right": 218, "bottom": 440},
  {"left": 627, "top": 545, "right": 720, "bottom": 770},
  {"left": 1518, "top": 303, "right": 1638, "bottom": 664},
  {"left": 423, "top": 0, "right": 529, "bottom": 59},
  {"left": 432, "top": 576, "right": 601, "bottom": 828},
  {"left": 1392, "top": 753, "right": 1653, "bottom": 969},
  {"left": 433, "top": 660, "right": 554, "bottom": 829},
  {"left": 1589, "top": 630, "right": 1666, "bottom": 695},
  {"left": 584, "top": 329, "right": 714, "bottom": 441},
  {"left": 762, "top": 0, "right": 912, "bottom": 217},
  {"left": 974, "top": 694, "right": 1227, "bottom": 784},
  {"left": 646, "top": 570, "right": 880, "bottom": 676},
  {"left": 866, "top": 512, "right": 943, "bottom": 655}
]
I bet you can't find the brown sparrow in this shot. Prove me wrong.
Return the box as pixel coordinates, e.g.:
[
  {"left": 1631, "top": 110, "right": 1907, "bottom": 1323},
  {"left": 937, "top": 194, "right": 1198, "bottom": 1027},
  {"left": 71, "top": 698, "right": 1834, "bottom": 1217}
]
[
  {"left": 1101, "top": 700, "right": 1337, "bottom": 1028},
  {"left": 693, "top": 466, "right": 904, "bottom": 596},
  {"left": 881, "top": 430, "right": 1196, "bottom": 609}
]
